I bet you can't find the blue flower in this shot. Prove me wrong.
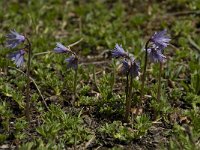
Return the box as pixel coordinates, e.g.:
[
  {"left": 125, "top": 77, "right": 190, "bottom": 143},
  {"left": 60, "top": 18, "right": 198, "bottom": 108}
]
[
  {"left": 147, "top": 45, "right": 166, "bottom": 63},
  {"left": 9, "top": 50, "right": 26, "bottom": 67},
  {"left": 112, "top": 44, "right": 128, "bottom": 58},
  {"left": 120, "top": 58, "right": 140, "bottom": 77},
  {"left": 54, "top": 42, "right": 71, "bottom": 53},
  {"left": 129, "top": 58, "right": 140, "bottom": 78},
  {"left": 121, "top": 59, "right": 130, "bottom": 74},
  {"left": 65, "top": 55, "right": 78, "bottom": 70},
  {"left": 150, "top": 30, "right": 170, "bottom": 48},
  {"left": 6, "top": 30, "right": 25, "bottom": 49}
]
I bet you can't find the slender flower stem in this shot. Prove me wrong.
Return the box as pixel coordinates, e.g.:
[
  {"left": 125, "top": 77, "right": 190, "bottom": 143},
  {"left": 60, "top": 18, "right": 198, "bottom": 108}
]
[
  {"left": 125, "top": 73, "right": 129, "bottom": 122},
  {"left": 73, "top": 67, "right": 78, "bottom": 102},
  {"left": 25, "top": 37, "right": 32, "bottom": 121},
  {"left": 125, "top": 71, "right": 134, "bottom": 122},
  {"left": 129, "top": 74, "right": 134, "bottom": 112},
  {"left": 111, "top": 61, "right": 116, "bottom": 92},
  {"left": 125, "top": 73, "right": 129, "bottom": 115},
  {"left": 157, "top": 62, "right": 162, "bottom": 101},
  {"left": 125, "top": 60, "right": 135, "bottom": 122},
  {"left": 140, "top": 39, "right": 151, "bottom": 101}
]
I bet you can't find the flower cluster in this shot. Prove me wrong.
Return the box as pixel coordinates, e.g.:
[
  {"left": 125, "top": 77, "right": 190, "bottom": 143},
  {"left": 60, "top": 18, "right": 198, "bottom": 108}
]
[
  {"left": 112, "top": 44, "right": 140, "bottom": 78},
  {"left": 147, "top": 30, "right": 171, "bottom": 63},
  {"left": 5, "top": 30, "right": 26, "bottom": 67},
  {"left": 53, "top": 43, "right": 78, "bottom": 70}
]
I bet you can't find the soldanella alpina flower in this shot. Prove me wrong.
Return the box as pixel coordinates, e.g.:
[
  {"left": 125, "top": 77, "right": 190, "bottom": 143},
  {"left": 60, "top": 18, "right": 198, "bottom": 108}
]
[
  {"left": 6, "top": 30, "right": 25, "bottom": 49},
  {"left": 9, "top": 49, "right": 26, "bottom": 67},
  {"left": 150, "top": 30, "right": 171, "bottom": 49},
  {"left": 129, "top": 58, "right": 140, "bottom": 78},
  {"left": 121, "top": 58, "right": 140, "bottom": 78},
  {"left": 53, "top": 40, "right": 82, "bottom": 103},
  {"left": 4, "top": 29, "right": 48, "bottom": 121},
  {"left": 121, "top": 59, "right": 130, "bottom": 74},
  {"left": 65, "top": 55, "right": 78, "bottom": 70},
  {"left": 112, "top": 44, "right": 129, "bottom": 58},
  {"left": 145, "top": 30, "right": 171, "bottom": 102},
  {"left": 54, "top": 42, "right": 71, "bottom": 53},
  {"left": 147, "top": 45, "right": 166, "bottom": 63},
  {"left": 112, "top": 43, "right": 140, "bottom": 122}
]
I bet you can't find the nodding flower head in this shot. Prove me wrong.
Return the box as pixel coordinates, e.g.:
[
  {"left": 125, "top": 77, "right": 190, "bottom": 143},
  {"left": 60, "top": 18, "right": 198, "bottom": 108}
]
[
  {"left": 6, "top": 30, "right": 25, "bottom": 49},
  {"left": 147, "top": 45, "right": 166, "bottom": 63},
  {"left": 129, "top": 57, "right": 140, "bottom": 78},
  {"left": 112, "top": 44, "right": 128, "bottom": 58},
  {"left": 54, "top": 42, "right": 71, "bottom": 53},
  {"left": 120, "top": 57, "right": 140, "bottom": 78},
  {"left": 121, "top": 59, "right": 130, "bottom": 74},
  {"left": 9, "top": 49, "right": 26, "bottom": 67},
  {"left": 150, "top": 30, "right": 171, "bottom": 49},
  {"left": 65, "top": 55, "right": 78, "bottom": 70}
]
